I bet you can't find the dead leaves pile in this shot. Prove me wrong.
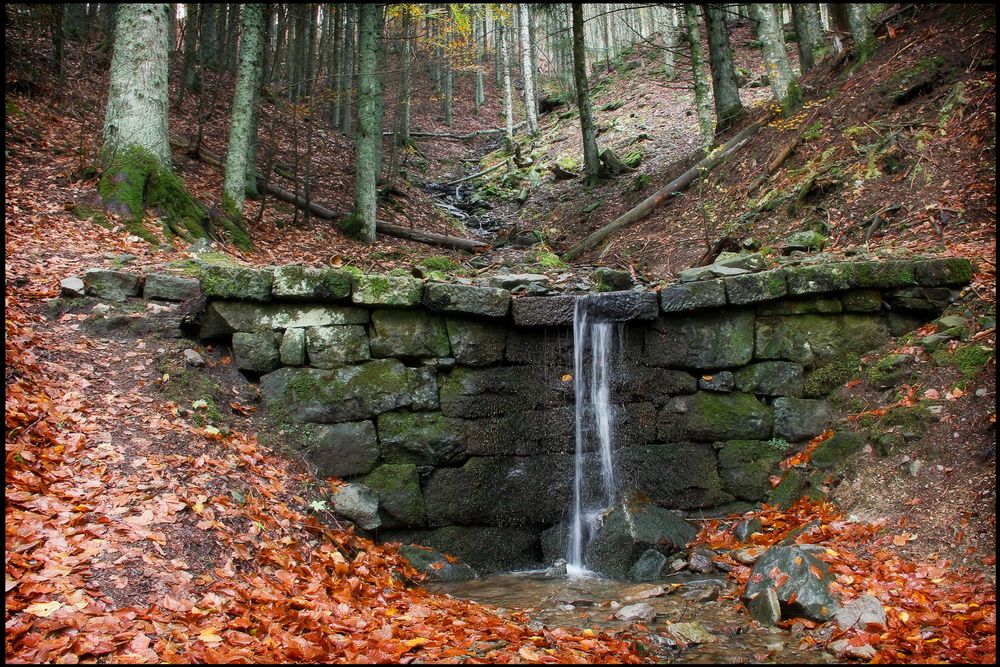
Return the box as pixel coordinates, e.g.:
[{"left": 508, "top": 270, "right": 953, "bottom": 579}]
[{"left": 695, "top": 499, "right": 996, "bottom": 663}]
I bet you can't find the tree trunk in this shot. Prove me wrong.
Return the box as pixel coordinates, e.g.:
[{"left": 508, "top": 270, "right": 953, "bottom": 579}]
[
  {"left": 178, "top": 3, "right": 199, "bottom": 103},
  {"left": 500, "top": 23, "right": 515, "bottom": 152},
  {"left": 474, "top": 14, "right": 485, "bottom": 114},
  {"left": 792, "top": 4, "right": 824, "bottom": 72},
  {"left": 340, "top": 4, "right": 355, "bottom": 135},
  {"left": 703, "top": 4, "right": 744, "bottom": 133},
  {"left": 572, "top": 4, "right": 600, "bottom": 186},
  {"left": 353, "top": 3, "right": 379, "bottom": 243},
  {"left": 329, "top": 3, "right": 342, "bottom": 126},
  {"left": 374, "top": 5, "right": 386, "bottom": 179},
  {"left": 223, "top": 3, "right": 263, "bottom": 213},
  {"left": 846, "top": 3, "right": 874, "bottom": 63},
  {"left": 519, "top": 3, "right": 538, "bottom": 134},
  {"left": 663, "top": 5, "right": 678, "bottom": 80},
  {"left": 685, "top": 5, "right": 714, "bottom": 152},
  {"left": 752, "top": 3, "right": 800, "bottom": 116}
]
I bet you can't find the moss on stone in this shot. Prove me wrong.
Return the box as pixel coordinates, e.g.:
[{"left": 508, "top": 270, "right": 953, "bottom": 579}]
[
  {"left": 810, "top": 431, "right": 863, "bottom": 469},
  {"left": 421, "top": 255, "right": 461, "bottom": 272},
  {"left": 951, "top": 344, "right": 994, "bottom": 378},
  {"left": 864, "top": 353, "right": 911, "bottom": 388},
  {"left": 768, "top": 468, "right": 825, "bottom": 508},
  {"left": 285, "top": 371, "right": 325, "bottom": 403}
]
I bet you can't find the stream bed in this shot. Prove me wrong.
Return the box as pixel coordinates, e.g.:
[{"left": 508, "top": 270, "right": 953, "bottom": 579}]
[{"left": 429, "top": 572, "right": 839, "bottom": 663}]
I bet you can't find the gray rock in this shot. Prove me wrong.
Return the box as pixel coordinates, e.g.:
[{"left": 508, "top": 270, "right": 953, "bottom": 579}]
[
  {"left": 659, "top": 280, "right": 727, "bottom": 312},
  {"left": 619, "top": 441, "right": 733, "bottom": 509},
  {"left": 360, "top": 464, "right": 426, "bottom": 527},
  {"left": 382, "top": 526, "right": 541, "bottom": 573},
  {"left": 782, "top": 230, "right": 827, "bottom": 253},
  {"left": 773, "top": 397, "right": 834, "bottom": 442},
  {"left": 758, "top": 296, "right": 843, "bottom": 315},
  {"left": 60, "top": 277, "right": 86, "bottom": 298},
  {"left": 646, "top": 310, "right": 755, "bottom": 369},
  {"left": 678, "top": 266, "right": 717, "bottom": 282},
  {"left": 698, "top": 371, "right": 735, "bottom": 392},
  {"left": 742, "top": 545, "right": 839, "bottom": 622},
  {"left": 398, "top": 544, "right": 477, "bottom": 581},
  {"left": 576, "top": 291, "right": 659, "bottom": 322},
  {"left": 828, "top": 639, "right": 877, "bottom": 660},
  {"left": 755, "top": 314, "right": 890, "bottom": 366},
  {"left": 584, "top": 501, "right": 697, "bottom": 578},
  {"left": 199, "top": 301, "right": 368, "bottom": 338},
  {"left": 544, "top": 558, "right": 568, "bottom": 578},
  {"left": 505, "top": 329, "right": 575, "bottom": 366},
  {"left": 630, "top": 549, "right": 668, "bottom": 581},
  {"left": 913, "top": 257, "right": 973, "bottom": 286},
  {"left": 487, "top": 273, "right": 550, "bottom": 290},
  {"left": 272, "top": 265, "right": 352, "bottom": 301},
  {"left": 305, "top": 325, "right": 370, "bottom": 367},
  {"left": 198, "top": 264, "right": 272, "bottom": 301},
  {"left": 183, "top": 348, "right": 206, "bottom": 367},
  {"left": 332, "top": 483, "right": 381, "bottom": 530},
  {"left": 232, "top": 331, "right": 280, "bottom": 373},
  {"left": 746, "top": 587, "right": 781, "bottom": 625},
  {"left": 724, "top": 269, "right": 788, "bottom": 305},
  {"left": 352, "top": 274, "right": 424, "bottom": 307},
  {"left": 715, "top": 252, "right": 766, "bottom": 271},
  {"left": 734, "top": 361, "right": 804, "bottom": 397},
  {"left": 424, "top": 283, "right": 510, "bottom": 318},
  {"left": 445, "top": 318, "right": 506, "bottom": 366},
  {"left": 666, "top": 621, "right": 717, "bottom": 644},
  {"left": 406, "top": 366, "right": 439, "bottom": 411},
  {"left": 592, "top": 268, "right": 633, "bottom": 291},
  {"left": 687, "top": 548, "right": 715, "bottom": 573},
  {"left": 734, "top": 518, "right": 764, "bottom": 541},
  {"left": 279, "top": 328, "right": 306, "bottom": 366},
  {"left": 302, "top": 421, "right": 380, "bottom": 478},
  {"left": 615, "top": 603, "right": 656, "bottom": 623},
  {"left": 369, "top": 309, "right": 450, "bottom": 358},
  {"left": 511, "top": 295, "right": 578, "bottom": 327},
  {"left": 83, "top": 269, "right": 141, "bottom": 302},
  {"left": 834, "top": 594, "right": 887, "bottom": 631},
  {"left": 718, "top": 440, "right": 787, "bottom": 502},
  {"left": 707, "top": 265, "right": 750, "bottom": 277},
  {"left": 810, "top": 430, "right": 864, "bottom": 469},
  {"left": 658, "top": 392, "right": 773, "bottom": 442},
  {"left": 439, "top": 366, "right": 549, "bottom": 418},
  {"left": 187, "top": 238, "right": 213, "bottom": 253},
  {"left": 144, "top": 273, "right": 202, "bottom": 301},
  {"left": 377, "top": 412, "right": 466, "bottom": 465}
]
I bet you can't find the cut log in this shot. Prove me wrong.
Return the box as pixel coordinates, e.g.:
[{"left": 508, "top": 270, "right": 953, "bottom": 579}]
[
  {"left": 562, "top": 120, "right": 764, "bottom": 261},
  {"left": 598, "top": 148, "right": 635, "bottom": 177},
  {"left": 168, "top": 135, "right": 489, "bottom": 252}
]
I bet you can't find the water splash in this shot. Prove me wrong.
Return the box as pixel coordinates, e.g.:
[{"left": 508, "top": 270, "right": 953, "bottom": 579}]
[{"left": 567, "top": 295, "right": 621, "bottom": 576}]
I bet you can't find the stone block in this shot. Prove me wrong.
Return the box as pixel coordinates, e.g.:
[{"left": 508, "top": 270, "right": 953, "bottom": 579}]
[
  {"left": 446, "top": 318, "right": 506, "bottom": 366},
  {"left": 645, "top": 310, "right": 755, "bottom": 369},
  {"left": 199, "top": 301, "right": 368, "bottom": 338},
  {"left": 272, "top": 265, "right": 352, "bottom": 301},
  {"left": 757, "top": 296, "right": 843, "bottom": 315},
  {"left": 232, "top": 331, "right": 280, "bottom": 373},
  {"left": 199, "top": 264, "right": 272, "bottom": 301},
  {"left": 302, "top": 420, "right": 380, "bottom": 478},
  {"left": 717, "top": 440, "right": 788, "bottom": 502},
  {"left": 619, "top": 443, "right": 733, "bottom": 509},
  {"left": 724, "top": 269, "right": 788, "bottom": 305},
  {"left": 279, "top": 328, "right": 306, "bottom": 366},
  {"left": 377, "top": 412, "right": 466, "bottom": 465},
  {"left": 658, "top": 391, "right": 773, "bottom": 441},
  {"left": 659, "top": 280, "right": 727, "bottom": 312},
  {"left": 755, "top": 314, "right": 890, "bottom": 366},
  {"left": 511, "top": 295, "right": 578, "bottom": 327},
  {"left": 424, "top": 283, "right": 510, "bottom": 318},
  {"left": 360, "top": 463, "right": 426, "bottom": 527},
  {"left": 913, "top": 257, "right": 973, "bottom": 286},
  {"left": 773, "top": 397, "right": 834, "bottom": 442},
  {"left": 382, "top": 526, "right": 542, "bottom": 573},
  {"left": 369, "top": 309, "right": 450, "bottom": 358},
  {"left": 352, "top": 274, "right": 424, "bottom": 306},
  {"left": 83, "top": 269, "right": 141, "bottom": 302},
  {"left": 734, "top": 361, "right": 804, "bottom": 397},
  {"left": 305, "top": 325, "right": 370, "bottom": 368},
  {"left": 144, "top": 273, "right": 201, "bottom": 301}
]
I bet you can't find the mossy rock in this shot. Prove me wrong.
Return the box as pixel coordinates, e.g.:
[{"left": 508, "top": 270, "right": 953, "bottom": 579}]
[
  {"left": 376, "top": 412, "right": 467, "bottom": 466},
  {"left": 659, "top": 391, "right": 773, "bottom": 442},
  {"left": 272, "top": 265, "right": 352, "bottom": 301},
  {"left": 369, "top": 309, "right": 450, "bottom": 358},
  {"left": 810, "top": 431, "right": 864, "bottom": 469},
  {"left": 864, "top": 353, "right": 913, "bottom": 389},
  {"left": 718, "top": 440, "right": 789, "bottom": 502},
  {"left": 768, "top": 468, "right": 826, "bottom": 508},
  {"left": 361, "top": 464, "right": 427, "bottom": 527},
  {"left": 352, "top": 274, "right": 424, "bottom": 307},
  {"left": 199, "top": 264, "right": 273, "bottom": 301},
  {"left": 803, "top": 354, "right": 862, "bottom": 397}
]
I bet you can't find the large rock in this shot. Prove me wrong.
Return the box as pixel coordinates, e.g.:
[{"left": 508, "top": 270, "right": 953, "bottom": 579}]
[
  {"left": 383, "top": 526, "right": 541, "bottom": 573},
  {"left": 511, "top": 295, "right": 578, "bottom": 327},
  {"left": 505, "top": 329, "right": 575, "bottom": 365},
  {"left": 305, "top": 325, "right": 370, "bottom": 367},
  {"left": 271, "top": 265, "right": 352, "bottom": 301},
  {"left": 331, "top": 483, "right": 381, "bottom": 530},
  {"left": 424, "top": 283, "right": 510, "bottom": 318},
  {"left": 199, "top": 264, "right": 272, "bottom": 301},
  {"left": 376, "top": 412, "right": 466, "bottom": 465},
  {"left": 144, "top": 273, "right": 201, "bottom": 301},
  {"left": 741, "top": 545, "right": 839, "bottom": 623},
  {"left": 465, "top": 406, "right": 575, "bottom": 456},
  {"left": 810, "top": 430, "right": 864, "bottom": 469},
  {"left": 755, "top": 314, "right": 890, "bottom": 366},
  {"left": 646, "top": 310, "right": 755, "bottom": 369},
  {"left": 724, "top": 269, "right": 788, "bottom": 306},
  {"left": 576, "top": 292, "right": 659, "bottom": 322},
  {"left": 913, "top": 257, "right": 973, "bottom": 286},
  {"left": 734, "top": 361, "right": 804, "bottom": 397},
  {"left": 445, "top": 318, "right": 506, "bottom": 366},
  {"left": 360, "top": 464, "right": 426, "bottom": 527},
  {"left": 658, "top": 392, "right": 773, "bottom": 442},
  {"left": 659, "top": 280, "right": 727, "bottom": 312},
  {"left": 619, "top": 443, "right": 733, "bottom": 509},
  {"left": 618, "top": 366, "right": 698, "bottom": 403},
  {"left": 630, "top": 549, "right": 669, "bottom": 581},
  {"left": 423, "top": 455, "right": 574, "bottom": 526},
  {"left": 199, "top": 301, "right": 368, "bottom": 338},
  {"left": 300, "top": 420, "right": 380, "bottom": 478},
  {"left": 584, "top": 501, "right": 697, "bottom": 579},
  {"left": 232, "top": 331, "right": 280, "bottom": 373},
  {"left": 717, "top": 440, "right": 788, "bottom": 502},
  {"left": 773, "top": 397, "right": 834, "bottom": 442},
  {"left": 352, "top": 274, "right": 424, "bottom": 307},
  {"left": 439, "top": 366, "right": 552, "bottom": 418},
  {"left": 369, "top": 309, "right": 450, "bottom": 358},
  {"left": 834, "top": 594, "right": 887, "bottom": 631},
  {"left": 83, "top": 269, "right": 141, "bottom": 302},
  {"left": 260, "top": 361, "right": 413, "bottom": 423},
  {"left": 398, "top": 544, "right": 477, "bottom": 581}
]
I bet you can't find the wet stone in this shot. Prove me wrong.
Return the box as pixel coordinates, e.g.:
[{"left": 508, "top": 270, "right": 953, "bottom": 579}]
[
  {"left": 742, "top": 545, "right": 839, "bottom": 622},
  {"left": 698, "top": 371, "right": 734, "bottom": 392},
  {"left": 446, "top": 318, "right": 506, "bottom": 366},
  {"left": 369, "top": 309, "right": 450, "bottom": 358},
  {"left": 659, "top": 280, "right": 727, "bottom": 312},
  {"left": 199, "top": 264, "right": 272, "bottom": 301},
  {"left": 399, "top": 544, "right": 477, "bottom": 581},
  {"left": 734, "top": 361, "right": 804, "bottom": 397},
  {"left": 646, "top": 310, "right": 755, "bottom": 370},
  {"left": 302, "top": 420, "right": 380, "bottom": 478},
  {"left": 724, "top": 269, "right": 788, "bottom": 306},
  {"left": 511, "top": 295, "right": 578, "bottom": 327},
  {"left": 144, "top": 273, "right": 201, "bottom": 301}
]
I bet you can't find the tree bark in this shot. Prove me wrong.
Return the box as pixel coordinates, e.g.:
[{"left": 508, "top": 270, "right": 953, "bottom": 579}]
[
  {"left": 703, "top": 4, "right": 744, "bottom": 133},
  {"left": 223, "top": 3, "right": 263, "bottom": 213},
  {"left": 572, "top": 4, "right": 600, "bottom": 186},
  {"left": 846, "top": 3, "right": 874, "bottom": 63},
  {"left": 500, "top": 22, "right": 515, "bottom": 151},
  {"left": 353, "top": 2, "right": 379, "bottom": 243},
  {"left": 792, "top": 4, "right": 824, "bottom": 72},
  {"left": 340, "top": 4, "right": 355, "bottom": 135},
  {"left": 685, "top": 5, "right": 714, "bottom": 152},
  {"left": 752, "top": 3, "right": 800, "bottom": 116},
  {"left": 519, "top": 4, "right": 538, "bottom": 134}
]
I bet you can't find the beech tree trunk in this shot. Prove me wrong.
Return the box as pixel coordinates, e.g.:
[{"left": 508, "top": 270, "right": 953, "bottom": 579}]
[
  {"left": 223, "top": 3, "right": 263, "bottom": 212},
  {"left": 340, "top": 4, "right": 355, "bottom": 135},
  {"left": 685, "top": 5, "right": 714, "bottom": 152},
  {"left": 792, "top": 3, "right": 824, "bottom": 72},
  {"left": 572, "top": 4, "right": 600, "bottom": 186},
  {"left": 519, "top": 3, "right": 538, "bottom": 134},
  {"left": 846, "top": 3, "right": 874, "bottom": 63},
  {"left": 500, "top": 22, "right": 515, "bottom": 151},
  {"left": 103, "top": 3, "right": 172, "bottom": 167},
  {"left": 703, "top": 3, "right": 744, "bottom": 133},
  {"left": 752, "top": 3, "right": 800, "bottom": 116},
  {"left": 353, "top": 3, "right": 379, "bottom": 243}
]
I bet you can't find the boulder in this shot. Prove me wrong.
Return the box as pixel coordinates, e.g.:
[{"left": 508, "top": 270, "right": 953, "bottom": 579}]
[
  {"left": 742, "top": 545, "right": 839, "bottom": 623},
  {"left": 646, "top": 310, "right": 755, "bottom": 369},
  {"left": 360, "top": 464, "right": 427, "bottom": 527},
  {"left": 810, "top": 430, "right": 864, "bottom": 469},
  {"left": 60, "top": 276, "right": 86, "bottom": 298},
  {"left": 271, "top": 265, "right": 352, "bottom": 301},
  {"left": 83, "top": 269, "right": 141, "bottom": 302},
  {"left": 781, "top": 230, "right": 827, "bottom": 253},
  {"left": 658, "top": 391, "right": 773, "bottom": 442},
  {"left": 615, "top": 603, "right": 656, "bottom": 623},
  {"left": 369, "top": 309, "right": 450, "bottom": 358},
  {"left": 352, "top": 274, "right": 424, "bottom": 307},
  {"left": 584, "top": 501, "right": 697, "bottom": 578},
  {"left": 834, "top": 594, "right": 887, "bottom": 631},
  {"left": 183, "top": 348, "right": 206, "bottom": 367},
  {"left": 734, "top": 361, "right": 804, "bottom": 397},
  {"left": 424, "top": 283, "right": 511, "bottom": 318},
  {"left": 398, "top": 544, "right": 477, "bottom": 581},
  {"left": 144, "top": 273, "right": 201, "bottom": 301},
  {"left": 659, "top": 280, "right": 727, "bottom": 312},
  {"left": 301, "top": 420, "right": 380, "bottom": 478},
  {"left": 773, "top": 397, "right": 835, "bottom": 442},
  {"left": 445, "top": 318, "right": 506, "bottom": 366},
  {"left": 630, "top": 549, "right": 669, "bottom": 581},
  {"left": 232, "top": 331, "right": 280, "bottom": 373},
  {"left": 332, "top": 483, "right": 381, "bottom": 530},
  {"left": 592, "top": 268, "right": 634, "bottom": 291},
  {"left": 305, "top": 325, "right": 370, "bottom": 367},
  {"left": 620, "top": 443, "right": 733, "bottom": 509},
  {"left": 376, "top": 412, "right": 466, "bottom": 465}
]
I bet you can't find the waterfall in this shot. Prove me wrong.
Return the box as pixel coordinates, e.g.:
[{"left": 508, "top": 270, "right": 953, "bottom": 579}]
[{"left": 567, "top": 295, "right": 620, "bottom": 577}]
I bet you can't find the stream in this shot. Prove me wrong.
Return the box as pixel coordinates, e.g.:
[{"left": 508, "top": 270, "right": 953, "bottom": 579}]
[{"left": 429, "top": 572, "right": 838, "bottom": 663}]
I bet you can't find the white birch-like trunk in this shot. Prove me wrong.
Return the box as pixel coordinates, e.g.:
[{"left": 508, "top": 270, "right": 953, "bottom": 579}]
[
  {"left": 223, "top": 3, "right": 264, "bottom": 212},
  {"left": 354, "top": 3, "right": 378, "bottom": 243},
  {"left": 500, "top": 23, "right": 515, "bottom": 151},
  {"left": 684, "top": 4, "right": 714, "bottom": 153},
  {"left": 519, "top": 3, "right": 538, "bottom": 134},
  {"left": 103, "top": 3, "right": 172, "bottom": 167},
  {"left": 752, "top": 3, "right": 799, "bottom": 115}
]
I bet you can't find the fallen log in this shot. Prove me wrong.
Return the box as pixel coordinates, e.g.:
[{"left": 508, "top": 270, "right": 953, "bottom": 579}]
[
  {"left": 383, "top": 121, "right": 526, "bottom": 140},
  {"left": 562, "top": 120, "right": 764, "bottom": 261},
  {"left": 168, "top": 135, "right": 490, "bottom": 252},
  {"left": 442, "top": 159, "right": 507, "bottom": 186}
]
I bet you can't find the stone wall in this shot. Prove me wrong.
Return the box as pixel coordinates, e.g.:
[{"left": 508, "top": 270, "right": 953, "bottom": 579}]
[{"left": 177, "top": 257, "right": 972, "bottom": 573}]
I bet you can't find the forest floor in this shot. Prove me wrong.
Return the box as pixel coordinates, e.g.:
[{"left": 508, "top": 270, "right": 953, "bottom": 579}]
[{"left": 5, "top": 4, "right": 996, "bottom": 663}]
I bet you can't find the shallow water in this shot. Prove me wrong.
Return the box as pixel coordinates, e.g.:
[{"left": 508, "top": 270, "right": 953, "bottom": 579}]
[{"left": 430, "top": 571, "right": 838, "bottom": 663}]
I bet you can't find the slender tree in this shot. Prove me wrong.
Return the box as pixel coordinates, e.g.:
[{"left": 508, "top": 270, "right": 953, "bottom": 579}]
[
  {"left": 703, "top": 4, "right": 743, "bottom": 133},
  {"left": 846, "top": 3, "right": 874, "bottom": 63},
  {"left": 752, "top": 3, "right": 800, "bottom": 116},
  {"left": 792, "top": 3, "right": 824, "bottom": 72},
  {"left": 519, "top": 3, "right": 538, "bottom": 134},
  {"left": 500, "top": 22, "right": 515, "bottom": 152},
  {"left": 223, "top": 3, "right": 263, "bottom": 213},
  {"left": 685, "top": 5, "right": 714, "bottom": 152},
  {"left": 340, "top": 4, "right": 355, "bottom": 135},
  {"left": 353, "top": 3, "right": 380, "bottom": 243},
  {"left": 571, "top": 4, "right": 600, "bottom": 186}
]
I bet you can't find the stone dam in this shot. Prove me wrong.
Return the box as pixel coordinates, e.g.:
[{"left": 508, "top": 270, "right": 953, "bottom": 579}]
[{"left": 74, "top": 256, "right": 974, "bottom": 577}]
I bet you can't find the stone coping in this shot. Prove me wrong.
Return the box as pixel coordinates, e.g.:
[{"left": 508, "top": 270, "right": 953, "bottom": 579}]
[{"left": 77, "top": 257, "right": 973, "bottom": 323}]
